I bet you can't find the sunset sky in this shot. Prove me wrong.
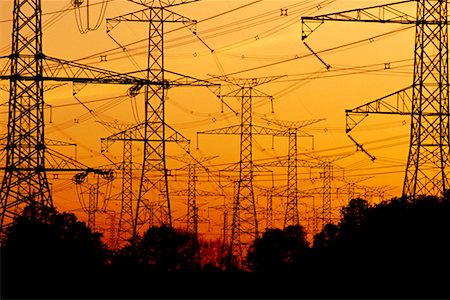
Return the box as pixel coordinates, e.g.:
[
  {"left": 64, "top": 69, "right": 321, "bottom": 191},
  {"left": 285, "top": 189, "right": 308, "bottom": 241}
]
[{"left": 0, "top": 0, "right": 417, "bottom": 241}]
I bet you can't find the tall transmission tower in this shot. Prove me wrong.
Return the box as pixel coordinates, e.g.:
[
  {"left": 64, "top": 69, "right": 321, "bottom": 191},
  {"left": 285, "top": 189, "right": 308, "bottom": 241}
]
[
  {"left": 261, "top": 118, "right": 325, "bottom": 228},
  {"left": 0, "top": 0, "right": 151, "bottom": 233},
  {"left": 302, "top": 0, "right": 449, "bottom": 198},
  {"left": 106, "top": 0, "right": 220, "bottom": 238},
  {"left": 197, "top": 75, "right": 285, "bottom": 269}
]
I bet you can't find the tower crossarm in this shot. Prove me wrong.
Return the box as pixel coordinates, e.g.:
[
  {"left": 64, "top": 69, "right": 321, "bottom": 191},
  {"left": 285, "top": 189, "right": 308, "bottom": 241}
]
[
  {"left": 198, "top": 125, "right": 242, "bottom": 135},
  {"left": 198, "top": 125, "right": 285, "bottom": 136},
  {"left": 345, "top": 86, "right": 413, "bottom": 133},
  {"left": 127, "top": 0, "right": 198, "bottom": 9},
  {"left": 301, "top": 0, "right": 419, "bottom": 40},
  {"left": 212, "top": 75, "right": 286, "bottom": 88},
  {"left": 101, "top": 123, "right": 145, "bottom": 153},
  {"left": 100, "top": 121, "right": 190, "bottom": 153},
  {"left": 0, "top": 56, "right": 150, "bottom": 85},
  {"left": 166, "top": 70, "right": 221, "bottom": 98},
  {"left": 262, "top": 118, "right": 326, "bottom": 130},
  {"left": 106, "top": 7, "right": 196, "bottom": 33}
]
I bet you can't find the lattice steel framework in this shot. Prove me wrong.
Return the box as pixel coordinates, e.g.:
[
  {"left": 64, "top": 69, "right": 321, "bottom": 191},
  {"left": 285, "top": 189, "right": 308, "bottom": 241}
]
[
  {"left": 106, "top": 1, "right": 220, "bottom": 238},
  {"left": 100, "top": 121, "right": 138, "bottom": 248},
  {"left": 302, "top": 0, "right": 449, "bottom": 198},
  {"left": 0, "top": 0, "right": 51, "bottom": 227},
  {"left": 170, "top": 154, "right": 218, "bottom": 237},
  {"left": 198, "top": 76, "right": 284, "bottom": 268},
  {"left": 0, "top": 0, "right": 151, "bottom": 233},
  {"left": 321, "top": 161, "right": 332, "bottom": 229},
  {"left": 262, "top": 118, "right": 324, "bottom": 228}
]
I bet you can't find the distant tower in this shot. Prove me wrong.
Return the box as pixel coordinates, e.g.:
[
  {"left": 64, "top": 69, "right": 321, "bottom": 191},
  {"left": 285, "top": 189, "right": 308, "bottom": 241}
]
[
  {"left": 198, "top": 75, "right": 284, "bottom": 269},
  {"left": 262, "top": 118, "right": 324, "bottom": 228}
]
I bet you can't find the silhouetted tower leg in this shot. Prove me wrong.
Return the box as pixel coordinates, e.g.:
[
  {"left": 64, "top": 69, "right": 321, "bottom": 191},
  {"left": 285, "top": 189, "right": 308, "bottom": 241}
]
[
  {"left": 302, "top": 0, "right": 449, "bottom": 198},
  {"left": 117, "top": 133, "right": 134, "bottom": 246},
  {"left": 87, "top": 183, "right": 98, "bottom": 231},
  {"left": 266, "top": 189, "right": 273, "bottom": 230},
  {"left": 0, "top": 0, "right": 52, "bottom": 230},
  {"left": 321, "top": 161, "right": 332, "bottom": 228},
  {"left": 186, "top": 163, "right": 198, "bottom": 236},
  {"left": 404, "top": 0, "right": 449, "bottom": 197},
  {"left": 285, "top": 129, "right": 299, "bottom": 228}
]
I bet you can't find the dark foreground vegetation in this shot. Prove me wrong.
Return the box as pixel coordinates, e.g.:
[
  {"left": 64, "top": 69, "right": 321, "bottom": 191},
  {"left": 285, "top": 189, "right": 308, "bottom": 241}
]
[{"left": 1, "top": 195, "right": 448, "bottom": 299}]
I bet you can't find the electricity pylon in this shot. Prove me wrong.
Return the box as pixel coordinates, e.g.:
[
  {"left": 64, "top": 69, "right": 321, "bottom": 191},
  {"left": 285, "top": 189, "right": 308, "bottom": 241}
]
[
  {"left": 261, "top": 117, "right": 325, "bottom": 228},
  {"left": 170, "top": 153, "right": 219, "bottom": 237},
  {"left": 106, "top": 0, "right": 220, "bottom": 238},
  {"left": 302, "top": 0, "right": 449, "bottom": 198},
  {"left": 0, "top": 0, "right": 152, "bottom": 232},
  {"left": 99, "top": 121, "right": 140, "bottom": 248},
  {"left": 197, "top": 75, "right": 285, "bottom": 269},
  {"left": 336, "top": 176, "right": 373, "bottom": 202},
  {"left": 73, "top": 169, "right": 115, "bottom": 231},
  {"left": 300, "top": 154, "right": 348, "bottom": 231}
]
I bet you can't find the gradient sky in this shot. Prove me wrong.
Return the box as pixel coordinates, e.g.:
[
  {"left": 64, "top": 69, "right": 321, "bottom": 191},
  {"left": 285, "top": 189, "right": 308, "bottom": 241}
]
[{"left": 0, "top": 0, "right": 417, "bottom": 241}]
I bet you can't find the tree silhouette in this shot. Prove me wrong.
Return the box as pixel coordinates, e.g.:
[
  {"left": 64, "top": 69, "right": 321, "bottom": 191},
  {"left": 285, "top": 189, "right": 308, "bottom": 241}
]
[
  {"left": 309, "top": 195, "right": 449, "bottom": 298},
  {"left": 1, "top": 202, "right": 109, "bottom": 298},
  {"left": 246, "top": 225, "right": 310, "bottom": 272},
  {"left": 113, "top": 225, "right": 200, "bottom": 272}
]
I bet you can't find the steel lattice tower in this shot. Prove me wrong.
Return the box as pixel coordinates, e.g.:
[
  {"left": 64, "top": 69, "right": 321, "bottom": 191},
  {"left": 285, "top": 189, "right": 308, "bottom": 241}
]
[
  {"left": 302, "top": 0, "right": 449, "bottom": 199},
  {"left": 0, "top": 0, "right": 153, "bottom": 233},
  {"left": 100, "top": 121, "right": 138, "bottom": 247},
  {"left": 198, "top": 75, "right": 284, "bottom": 268},
  {"left": 0, "top": 0, "right": 52, "bottom": 225},
  {"left": 106, "top": 1, "right": 219, "bottom": 238},
  {"left": 262, "top": 118, "right": 324, "bottom": 228},
  {"left": 170, "top": 154, "right": 218, "bottom": 237}
]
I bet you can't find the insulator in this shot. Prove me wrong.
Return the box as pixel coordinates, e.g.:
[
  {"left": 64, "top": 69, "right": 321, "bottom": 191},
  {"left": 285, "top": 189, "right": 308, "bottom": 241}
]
[
  {"left": 71, "top": 0, "right": 84, "bottom": 7},
  {"left": 72, "top": 172, "right": 87, "bottom": 184}
]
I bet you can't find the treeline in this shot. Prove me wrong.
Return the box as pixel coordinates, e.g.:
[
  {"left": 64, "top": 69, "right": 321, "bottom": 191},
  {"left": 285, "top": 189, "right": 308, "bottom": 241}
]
[{"left": 1, "top": 195, "right": 448, "bottom": 299}]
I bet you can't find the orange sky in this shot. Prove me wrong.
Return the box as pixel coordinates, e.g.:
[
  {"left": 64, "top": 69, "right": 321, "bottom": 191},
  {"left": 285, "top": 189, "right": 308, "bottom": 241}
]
[{"left": 0, "top": 0, "right": 417, "bottom": 243}]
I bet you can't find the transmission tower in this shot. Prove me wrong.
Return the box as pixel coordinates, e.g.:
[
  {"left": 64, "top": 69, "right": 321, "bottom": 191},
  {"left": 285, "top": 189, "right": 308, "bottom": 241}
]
[
  {"left": 105, "top": 0, "right": 220, "bottom": 238},
  {"left": 197, "top": 75, "right": 286, "bottom": 269},
  {"left": 336, "top": 176, "right": 373, "bottom": 202},
  {"left": 73, "top": 168, "right": 115, "bottom": 231},
  {"left": 300, "top": 154, "right": 348, "bottom": 231},
  {"left": 170, "top": 153, "right": 219, "bottom": 237},
  {"left": 100, "top": 121, "right": 140, "bottom": 248},
  {"left": 302, "top": 0, "right": 449, "bottom": 198},
  {"left": 0, "top": 0, "right": 152, "bottom": 233},
  {"left": 262, "top": 118, "right": 325, "bottom": 228}
]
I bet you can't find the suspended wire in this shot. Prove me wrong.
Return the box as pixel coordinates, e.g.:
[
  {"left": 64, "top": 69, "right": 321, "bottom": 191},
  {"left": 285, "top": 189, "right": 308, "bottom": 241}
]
[
  {"left": 0, "top": 2, "right": 73, "bottom": 55},
  {"left": 73, "top": 0, "right": 109, "bottom": 34},
  {"left": 218, "top": 26, "right": 414, "bottom": 78},
  {"left": 72, "top": 0, "right": 337, "bottom": 63}
]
